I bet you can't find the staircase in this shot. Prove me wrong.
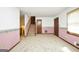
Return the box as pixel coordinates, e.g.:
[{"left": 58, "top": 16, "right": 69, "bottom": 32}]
[{"left": 28, "top": 24, "right": 36, "bottom": 36}]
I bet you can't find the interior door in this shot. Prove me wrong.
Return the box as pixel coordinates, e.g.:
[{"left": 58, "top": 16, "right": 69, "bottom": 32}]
[
  {"left": 54, "top": 17, "right": 59, "bottom": 36},
  {"left": 31, "top": 16, "right": 35, "bottom": 24},
  {"left": 37, "top": 20, "right": 42, "bottom": 34}
]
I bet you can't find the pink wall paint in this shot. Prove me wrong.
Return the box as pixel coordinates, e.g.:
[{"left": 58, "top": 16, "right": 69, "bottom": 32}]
[
  {"left": 59, "top": 28, "right": 79, "bottom": 48},
  {"left": 0, "top": 30, "right": 20, "bottom": 50},
  {"left": 42, "top": 26, "right": 79, "bottom": 48},
  {"left": 42, "top": 27, "right": 54, "bottom": 33}
]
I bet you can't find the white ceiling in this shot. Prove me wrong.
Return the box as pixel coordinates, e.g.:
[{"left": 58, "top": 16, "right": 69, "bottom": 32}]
[{"left": 19, "top": 7, "right": 68, "bottom": 16}]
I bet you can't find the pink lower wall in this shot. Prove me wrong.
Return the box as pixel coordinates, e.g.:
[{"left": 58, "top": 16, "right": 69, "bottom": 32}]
[
  {"left": 59, "top": 28, "right": 79, "bottom": 48},
  {"left": 1, "top": 27, "right": 78, "bottom": 51},
  {"left": 0, "top": 30, "right": 20, "bottom": 50},
  {"left": 42, "top": 27, "right": 54, "bottom": 33},
  {"left": 42, "top": 27, "right": 79, "bottom": 48}
]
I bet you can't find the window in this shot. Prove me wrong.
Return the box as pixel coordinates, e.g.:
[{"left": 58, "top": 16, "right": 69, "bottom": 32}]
[{"left": 67, "top": 8, "right": 79, "bottom": 36}]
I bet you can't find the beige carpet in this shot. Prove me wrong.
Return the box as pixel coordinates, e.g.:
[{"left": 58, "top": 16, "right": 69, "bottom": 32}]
[{"left": 10, "top": 34, "right": 79, "bottom": 52}]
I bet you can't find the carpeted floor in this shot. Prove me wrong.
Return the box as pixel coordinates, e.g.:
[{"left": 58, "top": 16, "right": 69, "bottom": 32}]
[{"left": 10, "top": 34, "right": 79, "bottom": 52}]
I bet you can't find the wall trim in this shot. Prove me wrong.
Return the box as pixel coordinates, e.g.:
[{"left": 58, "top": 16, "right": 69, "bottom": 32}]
[
  {"left": 0, "top": 29, "right": 19, "bottom": 33},
  {"left": 0, "top": 49, "right": 8, "bottom": 52},
  {"left": 58, "top": 37, "right": 79, "bottom": 49},
  {"left": 8, "top": 41, "right": 20, "bottom": 52},
  {"left": 42, "top": 33, "right": 54, "bottom": 34},
  {"left": 67, "top": 31, "right": 79, "bottom": 37}
]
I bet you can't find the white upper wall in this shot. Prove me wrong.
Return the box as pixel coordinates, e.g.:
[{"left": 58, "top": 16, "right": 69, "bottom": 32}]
[
  {"left": 24, "top": 14, "right": 29, "bottom": 26},
  {"left": 36, "top": 8, "right": 78, "bottom": 28},
  {"left": 55, "top": 7, "right": 77, "bottom": 28},
  {"left": 0, "top": 7, "right": 20, "bottom": 31},
  {"left": 20, "top": 7, "right": 78, "bottom": 28},
  {"left": 36, "top": 17, "right": 54, "bottom": 27}
]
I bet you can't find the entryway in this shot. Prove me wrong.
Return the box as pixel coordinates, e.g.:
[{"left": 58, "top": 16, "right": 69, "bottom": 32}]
[
  {"left": 54, "top": 17, "right": 59, "bottom": 36},
  {"left": 28, "top": 16, "right": 36, "bottom": 36}
]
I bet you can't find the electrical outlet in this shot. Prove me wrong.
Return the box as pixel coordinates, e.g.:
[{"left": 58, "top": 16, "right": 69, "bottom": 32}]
[{"left": 45, "top": 30, "right": 47, "bottom": 33}]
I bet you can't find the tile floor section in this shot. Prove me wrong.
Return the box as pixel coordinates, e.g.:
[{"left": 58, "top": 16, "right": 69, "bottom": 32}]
[{"left": 10, "top": 34, "right": 79, "bottom": 52}]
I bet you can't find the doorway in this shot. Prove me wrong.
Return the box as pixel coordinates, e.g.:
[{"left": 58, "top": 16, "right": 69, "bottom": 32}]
[
  {"left": 28, "top": 16, "right": 36, "bottom": 36},
  {"left": 31, "top": 16, "right": 35, "bottom": 24},
  {"left": 37, "top": 19, "right": 42, "bottom": 34},
  {"left": 20, "top": 15, "right": 25, "bottom": 36},
  {"left": 54, "top": 17, "right": 59, "bottom": 36}
]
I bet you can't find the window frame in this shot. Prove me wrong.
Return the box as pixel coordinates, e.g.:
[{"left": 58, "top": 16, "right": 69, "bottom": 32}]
[{"left": 67, "top": 8, "right": 79, "bottom": 37}]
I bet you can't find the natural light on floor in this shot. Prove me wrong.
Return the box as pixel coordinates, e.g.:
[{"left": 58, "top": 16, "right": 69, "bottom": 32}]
[{"left": 62, "top": 47, "right": 72, "bottom": 52}]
